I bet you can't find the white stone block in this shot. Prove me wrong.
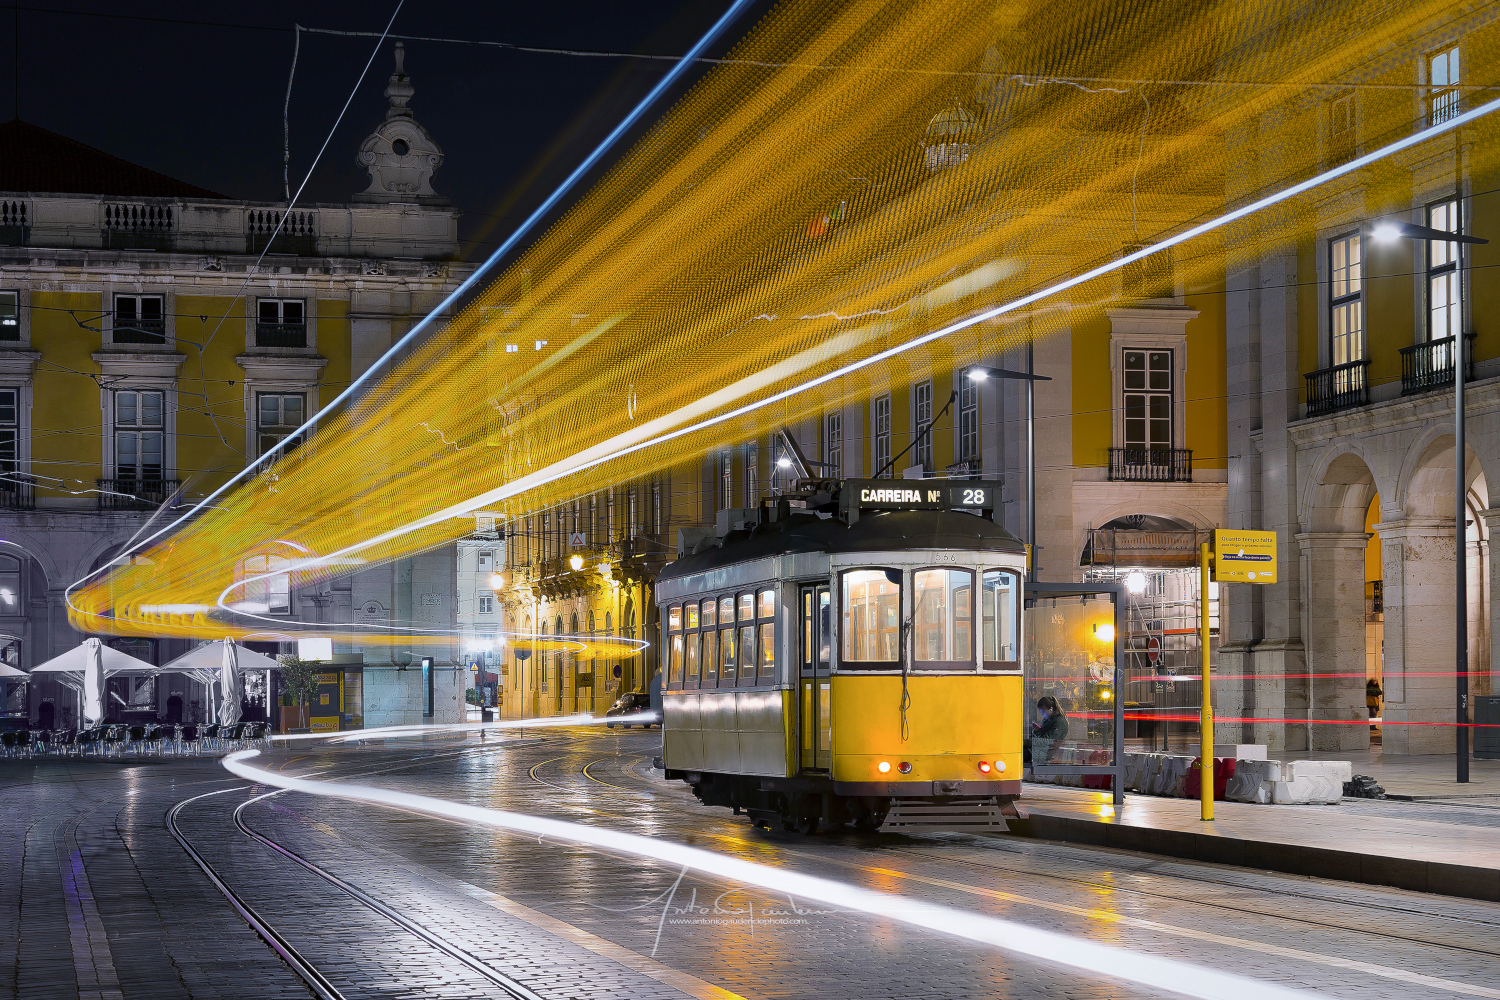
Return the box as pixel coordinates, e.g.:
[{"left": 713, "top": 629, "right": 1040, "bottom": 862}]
[
  {"left": 1225, "top": 759, "right": 1280, "bottom": 803},
  {"left": 1214, "top": 743, "right": 1267, "bottom": 760},
  {"left": 1285, "top": 760, "right": 1352, "bottom": 785},
  {"left": 1124, "top": 753, "right": 1154, "bottom": 792},
  {"left": 1270, "top": 774, "right": 1343, "bottom": 805}
]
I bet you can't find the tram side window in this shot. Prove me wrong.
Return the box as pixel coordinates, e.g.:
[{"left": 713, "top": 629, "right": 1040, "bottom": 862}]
[
  {"left": 738, "top": 622, "right": 757, "bottom": 687},
  {"left": 841, "top": 568, "right": 902, "bottom": 669},
  {"left": 757, "top": 588, "right": 777, "bottom": 684},
  {"left": 702, "top": 600, "right": 719, "bottom": 687},
  {"left": 685, "top": 629, "right": 701, "bottom": 688},
  {"left": 914, "top": 568, "right": 975, "bottom": 670},
  {"left": 981, "top": 570, "right": 1021, "bottom": 670},
  {"left": 667, "top": 605, "right": 683, "bottom": 689},
  {"left": 720, "top": 624, "right": 737, "bottom": 686}
]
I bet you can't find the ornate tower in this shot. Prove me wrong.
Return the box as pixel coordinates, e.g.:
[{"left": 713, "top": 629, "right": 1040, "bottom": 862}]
[{"left": 354, "top": 42, "right": 447, "bottom": 205}]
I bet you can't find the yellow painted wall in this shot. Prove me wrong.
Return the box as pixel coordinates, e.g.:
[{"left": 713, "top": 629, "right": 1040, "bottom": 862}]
[
  {"left": 1071, "top": 310, "right": 1112, "bottom": 473},
  {"left": 1185, "top": 288, "right": 1228, "bottom": 470},
  {"left": 30, "top": 291, "right": 103, "bottom": 498},
  {"left": 1365, "top": 494, "right": 1382, "bottom": 583}
]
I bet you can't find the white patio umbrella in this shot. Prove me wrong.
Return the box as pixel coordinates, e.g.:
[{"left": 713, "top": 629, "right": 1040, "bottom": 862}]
[
  {"left": 160, "top": 640, "right": 280, "bottom": 725},
  {"left": 219, "top": 639, "right": 242, "bottom": 726},
  {"left": 29, "top": 638, "right": 156, "bottom": 726}
]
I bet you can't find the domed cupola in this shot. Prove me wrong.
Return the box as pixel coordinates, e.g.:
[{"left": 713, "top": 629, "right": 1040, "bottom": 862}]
[
  {"left": 354, "top": 42, "right": 447, "bottom": 204},
  {"left": 922, "top": 101, "right": 979, "bottom": 172}
]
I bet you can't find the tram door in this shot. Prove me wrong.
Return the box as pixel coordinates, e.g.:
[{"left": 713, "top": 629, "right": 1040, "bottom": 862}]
[{"left": 799, "top": 585, "right": 832, "bottom": 771}]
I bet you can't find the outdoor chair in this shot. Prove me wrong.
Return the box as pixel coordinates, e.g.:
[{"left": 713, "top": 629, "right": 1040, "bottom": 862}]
[
  {"left": 222, "top": 722, "right": 247, "bottom": 750},
  {"left": 144, "top": 725, "right": 168, "bottom": 755},
  {"left": 127, "top": 725, "right": 148, "bottom": 754},
  {"left": 176, "top": 724, "right": 200, "bottom": 755},
  {"left": 51, "top": 730, "right": 77, "bottom": 756},
  {"left": 201, "top": 723, "right": 221, "bottom": 752},
  {"left": 12, "top": 730, "right": 31, "bottom": 757},
  {"left": 0, "top": 731, "right": 14, "bottom": 757},
  {"left": 102, "top": 725, "right": 128, "bottom": 756}
]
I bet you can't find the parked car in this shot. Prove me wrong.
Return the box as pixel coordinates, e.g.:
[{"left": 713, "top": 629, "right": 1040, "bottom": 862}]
[{"left": 605, "top": 691, "right": 660, "bottom": 728}]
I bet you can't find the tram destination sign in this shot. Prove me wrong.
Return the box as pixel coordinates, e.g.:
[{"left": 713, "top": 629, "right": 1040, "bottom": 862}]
[{"left": 840, "top": 478, "right": 999, "bottom": 514}]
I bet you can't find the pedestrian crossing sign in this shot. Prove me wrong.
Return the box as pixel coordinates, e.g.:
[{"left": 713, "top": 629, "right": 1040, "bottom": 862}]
[{"left": 1212, "top": 529, "right": 1277, "bottom": 584}]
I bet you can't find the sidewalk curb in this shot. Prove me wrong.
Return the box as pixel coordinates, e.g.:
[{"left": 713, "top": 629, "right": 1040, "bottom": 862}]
[{"left": 1005, "top": 812, "right": 1500, "bottom": 904}]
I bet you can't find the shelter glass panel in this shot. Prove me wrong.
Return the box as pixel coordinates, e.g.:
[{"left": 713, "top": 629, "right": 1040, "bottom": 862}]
[{"left": 1024, "top": 592, "right": 1117, "bottom": 763}]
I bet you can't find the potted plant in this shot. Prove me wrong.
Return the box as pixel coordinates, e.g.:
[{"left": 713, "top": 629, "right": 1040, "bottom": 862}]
[{"left": 277, "top": 655, "right": 321, "bottom": 733}]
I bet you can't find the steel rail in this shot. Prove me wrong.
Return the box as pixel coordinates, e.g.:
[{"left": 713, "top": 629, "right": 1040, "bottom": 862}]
[
  {"left": 232, "top": 790, "right": 547, "bottom": 1000},
  {"left": 165, "top": 787, "right": 346, "bottom": 1000}
]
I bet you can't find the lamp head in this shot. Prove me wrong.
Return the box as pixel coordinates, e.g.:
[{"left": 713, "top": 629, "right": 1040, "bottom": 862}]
[
  {"left": 1372, "top": 222, "right": 1403, "bottom": 244},
  {"left": 568, "top": 553, "right": 584, "bottom": 571}
]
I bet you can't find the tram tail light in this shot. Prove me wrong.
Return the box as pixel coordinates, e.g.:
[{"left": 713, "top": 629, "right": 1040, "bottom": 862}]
[
  {"left": 877, "top": 761, "right": 891, "bottom": 773},
  {"left": 897, "top": 761, "right": 912, "bottom": 774},
  {"left": 977, "top": 761, "right": 992, "bottom": 773}
]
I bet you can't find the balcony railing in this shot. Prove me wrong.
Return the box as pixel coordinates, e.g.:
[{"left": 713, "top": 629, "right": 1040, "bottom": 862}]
[
  {"left": 255, "top": 322, "right": 308, "bottom": 348},
  {"left": 0, "top": 473, "right": 34, "bottom": 510},
  {"left": 97, "top": 478, "right": 180, "bottom": 511},
  {"left": 1400, "top": 333, "right": 1474, "bottom": 396},
  {"left": 1108, "top": 447, "right": 1192, "bottom": 483},
  {"left": 114, "top": 318, "right": 167, "bottom": 344},
  {"left": 945, "top": 459, "right": 981, "bottom": 479},
  {"left": 1305, "top": 359, "right": 1369, "bottom": 417}
]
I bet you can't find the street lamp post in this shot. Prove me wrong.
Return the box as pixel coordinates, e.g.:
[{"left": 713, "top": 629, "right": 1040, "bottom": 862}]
[
  {"left": 966, "top": 365, "right": 1052, "bottom": 583},
  {"left": 1374, "top": 218, "right": 1488, "bottom": 783}
]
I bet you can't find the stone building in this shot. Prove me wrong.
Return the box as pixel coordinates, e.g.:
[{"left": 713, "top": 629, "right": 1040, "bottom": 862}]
[{"left": 0, "top": 44, "right": 473, "bottom": 728}]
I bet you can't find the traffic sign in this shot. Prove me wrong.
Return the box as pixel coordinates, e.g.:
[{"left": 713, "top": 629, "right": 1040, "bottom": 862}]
[
  {"left": 1146, "top": 635, "right": 1161, "bottom": 664},
  {"left": 1212, "top": 529, "right": 1278, "bottom": 584},
  {"left": 568, "top": 532, "right": 586, "bottom": 547}
]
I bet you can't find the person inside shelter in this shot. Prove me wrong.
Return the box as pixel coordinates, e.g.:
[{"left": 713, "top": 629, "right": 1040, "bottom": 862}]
[{"left": 1023, "top": 695, "right": 1069, "bottom": 764}]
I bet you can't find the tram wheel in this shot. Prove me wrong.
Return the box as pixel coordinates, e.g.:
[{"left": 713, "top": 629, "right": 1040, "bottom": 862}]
[{"left": 853, "top": 813, "right": 885, "bottom": 832}]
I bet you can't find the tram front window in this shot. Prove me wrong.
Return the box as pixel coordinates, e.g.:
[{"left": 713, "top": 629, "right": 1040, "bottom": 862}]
[
  {"left": 913, "top": 568, "right": 975, "bottom": 670},
  {"left": 842, "top": 568, "right": 901, "bottom": 668},
  {"left": 982, "top": 569, "right": 1020, "bottom": 671}
]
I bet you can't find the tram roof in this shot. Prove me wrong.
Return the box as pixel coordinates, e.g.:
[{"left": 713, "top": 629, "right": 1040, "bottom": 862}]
[{"left": 659, "top": 508, "right": 1025, "bottom": 583}]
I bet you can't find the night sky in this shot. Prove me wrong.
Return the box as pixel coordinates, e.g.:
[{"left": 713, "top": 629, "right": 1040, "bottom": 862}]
[{"left": 4, "top": 1, "right": 767, "bottom": 261}]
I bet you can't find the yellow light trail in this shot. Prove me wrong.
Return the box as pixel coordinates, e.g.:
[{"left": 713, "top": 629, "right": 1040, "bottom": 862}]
[{"left": 71, "top": 0, "right": 1500, "bottom": 643}]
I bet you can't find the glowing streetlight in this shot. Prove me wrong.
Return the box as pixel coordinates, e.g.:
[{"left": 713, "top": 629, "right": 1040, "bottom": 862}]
[
  {"left": 1093, "top": 623, "right": 1115, "bottom": 644},
  {"left": 568, "top": 553, "right": 584, "bottom": 571},
  {"left": 489, "top": 572, "right": 506, "bottom": 591},
  {"left": 1124, "top": 570, "right": 1147, "bottom": 595},
  {"left": 1372, "top": 222, "right": 1403, "bottom": 244}
]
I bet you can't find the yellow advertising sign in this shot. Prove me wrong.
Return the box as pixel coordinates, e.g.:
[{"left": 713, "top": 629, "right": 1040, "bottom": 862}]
[{"left": 1213, "top": 529, "right": 1278, "bottom": 584}]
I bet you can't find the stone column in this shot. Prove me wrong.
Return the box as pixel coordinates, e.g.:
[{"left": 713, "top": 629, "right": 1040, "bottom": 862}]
[
  {"left": 1295, "top": 531, "right": 1371, "bottom": 751},
  {"left": 1218, "top": 259, "right": 1262, "bottom": 743},
  {"left": 1249, "top": 251, "right": 1307, "bottom": 754},
  {"left": 1377, "top": 515, "right": 1458, "bottom": 755}
]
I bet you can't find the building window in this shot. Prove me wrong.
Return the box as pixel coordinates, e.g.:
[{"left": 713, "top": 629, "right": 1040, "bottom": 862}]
[
  {"left": 114, "top": 294, "right": 165, "bottom": 344},
  {"left": 114, "top": 390, "right": 164, "bottom": 479},
  {"left": 1122, "top": 350, "right": 1172, "bottom": 454},
  {"left": 256, "top": 298, "right": 306, "bottom": 348},
  {"left": 240, "top": 553, "right": 290, "bottom": 614},
  {"left": 719, "top": 450, "right": 733, "bottom": 511},
  {"left": 0, "top": 292, "right": 17, "bottom": 341},
  {"left": 824, "top": 412, "right": 842, "bottom": 478},
  {"left": 872, "top": 394, "right": 891, "bottom": 477},
  {"left": 743, "top": 442, "right": 758, "bottom": 506},
  {"left": 914, "top": 380, "right": 933, "bottom": 473},
  {"left": 1428, "top": 198, "right": 1463, "bottom": 342},
  {"left": 479, "top": 595, "right": 494, "bottom": 614},
  {"left": 1328, "top": 93, "right": 1355, "bottom": 166},
  {"left": 257, "top": 393, "right": 305, "bottom": 457},
  {"left": 0, "top": 554, "right": 19, "bottom": 614},
  {"left": 957, "top": 368, "right": 979, "bottom": 464},
  {"left": 1430, "top": 44, "right": 1461, "bottom": 126},
  {"left": 0, "top": 389, "right": 16, "bottom": 475},
  {"left": 1329, "top": 233, "right": 1364, "bottom": 367}
]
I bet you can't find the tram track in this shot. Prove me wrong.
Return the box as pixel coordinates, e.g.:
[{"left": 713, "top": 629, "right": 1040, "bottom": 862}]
[{"left": 165, "top": 736, "right": 560, "bottom": 1000}]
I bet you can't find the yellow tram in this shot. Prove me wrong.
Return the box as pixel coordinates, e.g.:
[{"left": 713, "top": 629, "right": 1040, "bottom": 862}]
[{"left": 656, "top": 478, "right": 1025, "bottom": 833}]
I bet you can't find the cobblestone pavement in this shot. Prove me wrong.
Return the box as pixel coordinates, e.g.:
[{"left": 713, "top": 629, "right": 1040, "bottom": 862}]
[{"left": 4, "top": 730, "right": 1500, "bottom": 1000}]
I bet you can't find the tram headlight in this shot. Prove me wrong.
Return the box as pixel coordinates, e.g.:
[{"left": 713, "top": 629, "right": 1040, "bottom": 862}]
[{"left": 877, "top": 761, "right": 891, "bottom": 773}]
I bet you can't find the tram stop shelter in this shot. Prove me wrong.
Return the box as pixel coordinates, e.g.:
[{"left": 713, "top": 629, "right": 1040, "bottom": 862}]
[{"left": 1024, "top": 582, "right": 1125, "bottom": 804}]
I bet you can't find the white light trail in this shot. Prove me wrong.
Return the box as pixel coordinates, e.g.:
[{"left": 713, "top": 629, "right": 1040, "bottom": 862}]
[{"left": 221, "top": 748, "right": 1318, "bottom": 1000}]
